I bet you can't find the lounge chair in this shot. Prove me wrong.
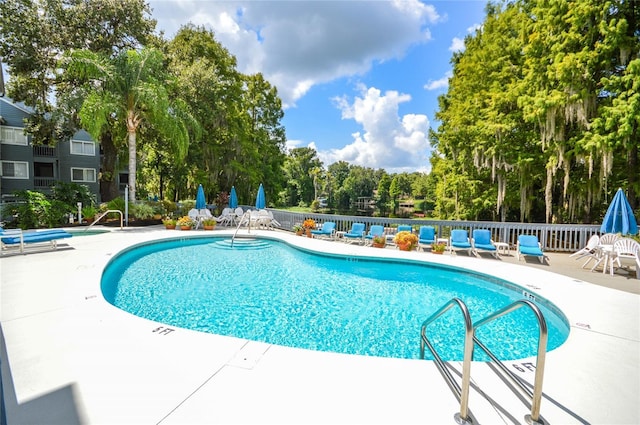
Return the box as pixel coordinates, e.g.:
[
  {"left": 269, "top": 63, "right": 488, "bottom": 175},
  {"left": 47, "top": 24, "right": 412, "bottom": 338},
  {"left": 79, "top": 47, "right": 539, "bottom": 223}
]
[
  {"left": 611, "top": 238, "right": 640, "bottom": 278},
  {"left": 417, "top": 226, "right": 436, "bottom": 251},
  {"left": 311, "top": 222, "right": 336, "bottom": 240},
  {"left": 216, "top": 208, "right": 233, "bottom": 226},
  {"left": 517, "top": 234, "right": 545, "bottom": 263},
  {"left": 397, "top": 225, "right": 413, "bottom": 233},
  {"left": 472, "top": 229, "right": 498, "bottom": 258},
  {"left": 343, "top": 223, "right": 365, "bottom": 244},
  {"left": 188, "top": 208, "right": 202, "bottom": 229},
  {"left": 267, "top": 210, "right": 281, "bottom": 228},
  {"left": 569, "top": 234, "right": 600, "bottom": 269},
  {"left": 233, "top": 207, "right": 244, "bottom": 226},
  {"left": 449, "top": 229, "right": 472, "bottom": 255},
  {"left": 364, "top": 225, "right": 385, "bottom": 246},
  {"left": 1, "top": 228, "right": 72, "bottom": 255}
]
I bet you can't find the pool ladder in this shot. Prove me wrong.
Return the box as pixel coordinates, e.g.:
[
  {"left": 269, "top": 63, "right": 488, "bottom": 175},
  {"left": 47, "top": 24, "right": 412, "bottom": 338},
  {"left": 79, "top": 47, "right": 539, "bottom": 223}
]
[{"left": 420, "top": 298, "right": 548, "bottom": 425}]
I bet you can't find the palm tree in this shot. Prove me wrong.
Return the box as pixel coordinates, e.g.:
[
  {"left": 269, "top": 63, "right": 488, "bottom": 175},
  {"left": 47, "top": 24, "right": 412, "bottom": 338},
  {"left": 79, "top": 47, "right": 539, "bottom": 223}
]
[{"left": 64, "top": 48, "right": 193, "bottom": 202}]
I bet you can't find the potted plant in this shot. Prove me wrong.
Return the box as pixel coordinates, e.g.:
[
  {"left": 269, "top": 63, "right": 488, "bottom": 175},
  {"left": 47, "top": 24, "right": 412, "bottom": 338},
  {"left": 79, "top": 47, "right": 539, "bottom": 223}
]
[
  {"left": 303, "top": 218, "right": 316, "bottom": 237},
  {"left": 394, "top": 231, "right": 418, "bottom": 251},
  {"left": 432, "top": 242, "right": 447, "bottom": 254},
  {"left": 372, "top": 235, "right": 386, "bottom": 248},
  {"left": 176, "top": 216, "right": 194, "bottom": 230},
  {"left": 81, "top": 205, "right": 98, "bottom": 223},
  {"left": 292, "top": 224, "right": 303, "bottom": 236},
  {"left": 162, "top": 218, "right": 177, "bottom": 229},
  {"left": 202, "top": 218, "right": 216, "bottom": 230}
]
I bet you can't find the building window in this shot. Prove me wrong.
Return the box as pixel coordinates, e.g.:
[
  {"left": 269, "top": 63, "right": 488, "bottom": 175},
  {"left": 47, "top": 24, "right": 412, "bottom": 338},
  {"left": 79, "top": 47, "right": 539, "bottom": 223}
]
[
  {"left": 0, "top": 127, "right": 29, "bottom": 146},
  {"left": 70, "top": 139, "right": 96, "bottom": 156},
  {"left": 1, "top": 161, "right": 29, "bottom": 178},
  {"left": 71, "top": 167, "right": 96, "bottom": 182}
]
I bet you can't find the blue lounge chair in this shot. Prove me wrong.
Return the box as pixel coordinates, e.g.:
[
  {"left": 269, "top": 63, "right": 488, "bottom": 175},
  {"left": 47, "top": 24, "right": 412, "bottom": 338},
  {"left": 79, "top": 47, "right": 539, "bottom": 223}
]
[
  {"left": 1, "top": 228, "right": 72, "bottom": 255},
  {"left": 397, "top": 225, "right": 413, "bottom": 233},
  {"left": 472, "top": 229, "right": 498, "bottom": 258},
  {"left": 517, "top": 234, "right": 545, "bottom": 263},
  {"left": 364, "top": 225, "right": 385, "bottom": 246},
  {"left": 449, "top": 229, "right": 472, "bottom": 255},
  {"left": 343, "top": 223, "right": 365, "bottom": 244},
  {"left": 311, "top": 221, "right": 336, "bottom": 240},
  {"left": 418, "top": 226, "right": 436, "bottom": 251}
]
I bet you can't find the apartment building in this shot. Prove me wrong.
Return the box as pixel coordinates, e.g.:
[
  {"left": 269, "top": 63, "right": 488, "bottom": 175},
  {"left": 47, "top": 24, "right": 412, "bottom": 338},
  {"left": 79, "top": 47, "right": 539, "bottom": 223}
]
[{"left": 0, "top": 97, "right": 100, "bottom": 204}]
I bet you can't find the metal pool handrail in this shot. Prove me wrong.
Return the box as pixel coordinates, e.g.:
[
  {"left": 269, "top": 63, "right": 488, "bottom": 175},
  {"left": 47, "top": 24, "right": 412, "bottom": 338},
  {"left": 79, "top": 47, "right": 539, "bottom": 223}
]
[
  {"left": 85, "top": 209, "right": 123, "bottom": 231},
  {"left": 472, "top": 299, "right": 548, "bottom": 425},
  {"left": 420, "top": 297, "right": 474, "bottom": 425}
]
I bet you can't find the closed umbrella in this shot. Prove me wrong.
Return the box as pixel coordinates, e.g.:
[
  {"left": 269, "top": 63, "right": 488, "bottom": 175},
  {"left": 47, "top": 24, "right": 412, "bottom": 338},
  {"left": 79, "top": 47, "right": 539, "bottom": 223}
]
[
  {"left": 229, "top": 186, "right": 238, "bottom": 209},
  {"left": 195, "top": 184, "right": 206, "bottom": 210},
  {"left": 255, "top": 183, "right": 266, "bottom": 209},
  {"left": 600, "top": 188, "right": 638, "bottom": 235}
]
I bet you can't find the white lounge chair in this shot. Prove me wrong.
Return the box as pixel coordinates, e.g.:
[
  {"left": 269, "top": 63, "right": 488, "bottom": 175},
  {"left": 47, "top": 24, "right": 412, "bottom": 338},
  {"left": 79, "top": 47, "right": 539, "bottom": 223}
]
[
  {"left": 611, "top": 238, "right": 640, "bottom": 278},
  {"left": 267, "top": 210, "right": 281, "bottom": 228},
  {"left": 569, "top": 234, "right": 600, "bottom": 269},
  {"left": 216, "top": 208, "right": 233, "bottom": 226}
]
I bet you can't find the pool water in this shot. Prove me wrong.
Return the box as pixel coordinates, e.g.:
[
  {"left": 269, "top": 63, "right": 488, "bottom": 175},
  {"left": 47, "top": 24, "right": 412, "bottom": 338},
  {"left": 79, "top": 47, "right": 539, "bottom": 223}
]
[{"left": 101, "top": 237, "right": 570, "bottom": 361}]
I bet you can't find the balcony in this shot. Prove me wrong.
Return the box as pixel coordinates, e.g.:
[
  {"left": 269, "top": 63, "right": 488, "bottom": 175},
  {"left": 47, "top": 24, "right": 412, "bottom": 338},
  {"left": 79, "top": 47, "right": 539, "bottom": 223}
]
[
  {"left": 34, "top": 177, "right": 55, "bottom": 189},
  {"left": 33, "top": 145, "right": 56, "bottom": 157}
]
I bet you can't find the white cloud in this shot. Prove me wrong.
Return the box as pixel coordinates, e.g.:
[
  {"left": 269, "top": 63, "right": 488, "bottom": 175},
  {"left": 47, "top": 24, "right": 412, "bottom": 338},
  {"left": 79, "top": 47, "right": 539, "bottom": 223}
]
[
  {"left": 449, "top": 36, "right": 465, "bottom": 52},
  {"left": 424, "top": 71, "right": 452, "bottom": 91},
  {"left": 318, "top": 86, "right": 431, "bottom": 173},
  {"left": 149, "top": 0, "right": 440, "bottom": 108}
]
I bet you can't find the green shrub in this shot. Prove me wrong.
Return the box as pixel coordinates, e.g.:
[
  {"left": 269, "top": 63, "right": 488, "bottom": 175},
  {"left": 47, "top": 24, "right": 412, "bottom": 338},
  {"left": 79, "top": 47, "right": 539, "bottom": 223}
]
[
  {"left": 8, "top": 190, "right": 71, "bottom": 229},
  {"left": 130, "top": 202, "right": 154, "bottom": 220}
]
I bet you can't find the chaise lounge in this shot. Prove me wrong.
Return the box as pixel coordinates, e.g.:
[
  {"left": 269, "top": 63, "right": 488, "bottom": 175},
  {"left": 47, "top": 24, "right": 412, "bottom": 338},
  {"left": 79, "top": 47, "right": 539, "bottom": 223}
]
[
  {"left": 311, "top": 222, "right": 336, "bottom": 240},
  {"left": 1, "top": 228, "right": 73, "bottom": 255},
  {"left": 517, "top": 234, "right": 545, "bottom": 263}
]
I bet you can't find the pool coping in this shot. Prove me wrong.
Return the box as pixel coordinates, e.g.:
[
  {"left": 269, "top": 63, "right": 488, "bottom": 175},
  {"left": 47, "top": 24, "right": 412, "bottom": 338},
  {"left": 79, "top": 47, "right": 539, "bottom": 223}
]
[{"left": 1, "top": 227, "right": 639, "bottom": 424}]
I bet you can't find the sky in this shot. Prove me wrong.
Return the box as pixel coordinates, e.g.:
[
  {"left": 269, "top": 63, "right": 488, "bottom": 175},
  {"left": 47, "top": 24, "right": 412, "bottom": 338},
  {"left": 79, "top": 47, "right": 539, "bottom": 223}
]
[
  {"left": 4, "top": 0, "right": 487, "bottom": 174},
  {"left": 147, "top": 0, "right": 490, "bottom": 173},
  {"left": 148, "top": 0, "right": 488, "bottom": 174}
]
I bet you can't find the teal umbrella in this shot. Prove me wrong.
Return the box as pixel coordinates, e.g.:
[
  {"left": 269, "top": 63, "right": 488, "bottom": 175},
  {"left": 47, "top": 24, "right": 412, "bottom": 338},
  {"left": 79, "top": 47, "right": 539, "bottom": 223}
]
[
  {"left": 600, "top": 188, "right": 638, "bottom": 235},
  {"left": 195, "top": 184, "right": 206, "bottom": 209},
  {"left": 255, "top": 183, "right": 266, "bottom": 209},
  {"left": 229, "top": 186, "right": 238, "bottom": 209}
]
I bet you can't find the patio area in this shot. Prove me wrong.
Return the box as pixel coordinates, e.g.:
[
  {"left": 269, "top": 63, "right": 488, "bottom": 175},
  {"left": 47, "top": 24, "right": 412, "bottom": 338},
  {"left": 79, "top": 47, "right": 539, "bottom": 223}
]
[{"left": 1, "top": 226, "right": 639, "bottom": 424}]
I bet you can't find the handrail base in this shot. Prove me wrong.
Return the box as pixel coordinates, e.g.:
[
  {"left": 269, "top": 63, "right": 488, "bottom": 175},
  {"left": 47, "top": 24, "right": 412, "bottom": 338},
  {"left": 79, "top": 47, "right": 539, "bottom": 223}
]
[
  {"left": 525, "top": 414, "right": 545, "bottom": 425},
  {"left": 454, "top": 412, "right": 473, "bottom": 425}
]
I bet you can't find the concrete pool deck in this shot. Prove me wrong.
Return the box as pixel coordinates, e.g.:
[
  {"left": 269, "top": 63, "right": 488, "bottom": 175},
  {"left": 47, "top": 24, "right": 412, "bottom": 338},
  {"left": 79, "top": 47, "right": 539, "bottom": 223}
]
[{"left": 1, "top": 226, "right": 639, "bottom": 424}]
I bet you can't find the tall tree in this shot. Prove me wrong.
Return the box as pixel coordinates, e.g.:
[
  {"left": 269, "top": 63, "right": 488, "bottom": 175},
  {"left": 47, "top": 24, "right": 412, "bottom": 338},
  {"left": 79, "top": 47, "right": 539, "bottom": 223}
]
[
  {"left": 283, "top": 147, "right": 323, "bottom": 206},
  {"left": 64, "top": 48, "right": 193, "bottom": 201}
]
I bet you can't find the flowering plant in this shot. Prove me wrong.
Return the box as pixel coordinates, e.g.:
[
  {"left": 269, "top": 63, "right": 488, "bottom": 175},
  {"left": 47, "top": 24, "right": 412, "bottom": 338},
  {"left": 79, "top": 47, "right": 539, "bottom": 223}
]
[
  {"left": 432, "top": 242, "right": 447, "bottom": 253},
  {"left": 202, "top": 218, "right": 217, "bottom": 226},
  {"left": 372, "top": 235, "right": 386, "bottom": 245},
  {"left": 393, "top": 231, "right": 418, "bottom": 250},
  {"left": 303, "top": 218, "right": 316, "bottom": 229},
  {"left": 292, "top": 224, "right": 303, "bottom": 232},
  {"left": 162, "top": 218, "right": 177, "bottom": 226},
  {"left": 176, "top": 216, "right": 194, "bottom": 227}
]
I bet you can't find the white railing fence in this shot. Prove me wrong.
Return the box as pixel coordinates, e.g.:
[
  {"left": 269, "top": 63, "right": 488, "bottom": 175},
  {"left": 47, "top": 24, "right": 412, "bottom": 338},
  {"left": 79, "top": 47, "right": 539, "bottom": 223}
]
[{"left": 264, "top": 208, "right": 601, "bottom": 252}]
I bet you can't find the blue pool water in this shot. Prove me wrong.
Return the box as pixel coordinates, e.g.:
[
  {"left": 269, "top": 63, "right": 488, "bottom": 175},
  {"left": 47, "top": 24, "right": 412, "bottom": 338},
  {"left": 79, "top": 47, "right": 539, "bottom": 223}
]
[{"left": 101, "top": 237, "right": 570, "bottom": 361}]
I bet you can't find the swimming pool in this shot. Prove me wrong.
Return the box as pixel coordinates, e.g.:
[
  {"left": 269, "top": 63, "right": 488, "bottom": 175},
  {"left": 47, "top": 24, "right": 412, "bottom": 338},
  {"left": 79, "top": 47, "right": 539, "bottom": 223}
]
[{"left": 101, "top": 236, "right": 570, "bottom": 361}]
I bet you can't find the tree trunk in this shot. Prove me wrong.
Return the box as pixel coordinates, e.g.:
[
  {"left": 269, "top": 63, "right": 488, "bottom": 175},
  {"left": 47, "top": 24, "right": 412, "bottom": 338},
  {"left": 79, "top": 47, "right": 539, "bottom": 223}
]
[
  {"left": 99, "top": 131, "right": 120, "bottom": 202},
  {"left": 128, "top": 129, "right": 136, "bottom": 202}
]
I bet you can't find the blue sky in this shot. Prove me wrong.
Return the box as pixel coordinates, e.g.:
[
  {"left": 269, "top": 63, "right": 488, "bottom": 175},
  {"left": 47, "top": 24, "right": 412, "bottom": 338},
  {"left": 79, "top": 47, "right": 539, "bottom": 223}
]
[
  {"left": 149, "top": 1, "right": 488, "bottom": 173},
  {"left": 149, "top": 0, "right": 488, "bottom": 173}
]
